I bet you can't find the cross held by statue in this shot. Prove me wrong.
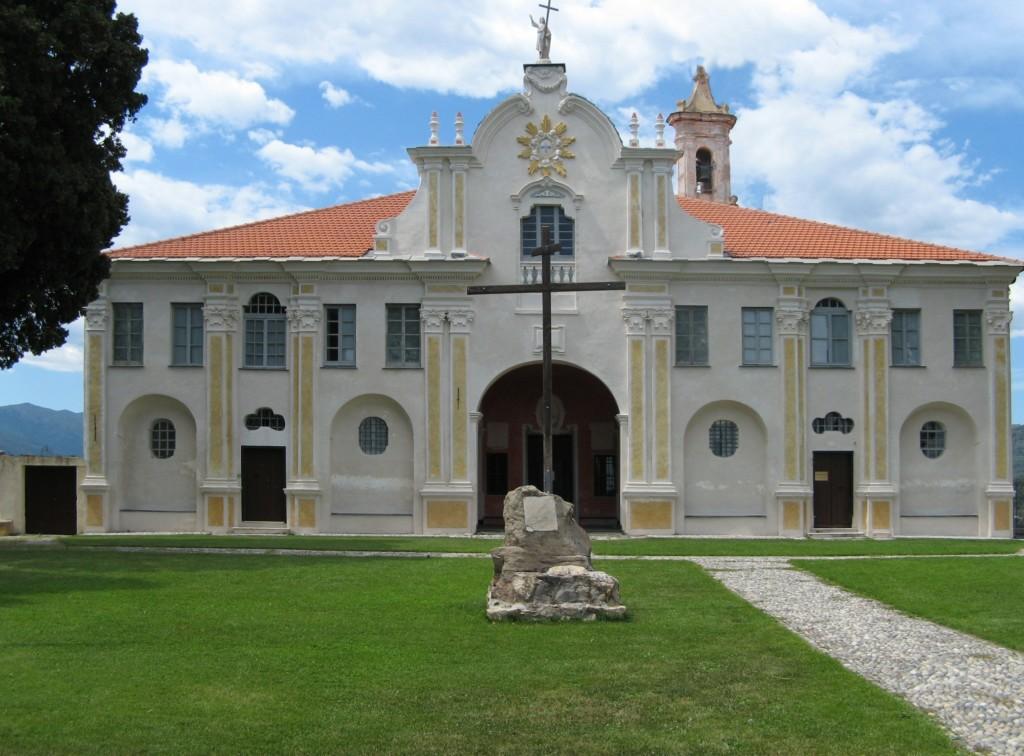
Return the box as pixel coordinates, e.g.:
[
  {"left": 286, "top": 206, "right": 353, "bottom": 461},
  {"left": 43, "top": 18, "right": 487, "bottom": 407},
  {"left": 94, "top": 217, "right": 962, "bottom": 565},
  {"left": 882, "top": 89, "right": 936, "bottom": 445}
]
[{"left": 467, "top": 225, "right": 625, "bottom": 498}]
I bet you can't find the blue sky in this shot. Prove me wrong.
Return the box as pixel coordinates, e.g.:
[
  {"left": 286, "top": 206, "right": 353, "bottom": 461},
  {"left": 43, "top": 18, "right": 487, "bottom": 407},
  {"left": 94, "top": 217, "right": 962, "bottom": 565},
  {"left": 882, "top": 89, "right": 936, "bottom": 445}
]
[{"left": 4, "top": 0, "right": 1024, "bottom": 418}]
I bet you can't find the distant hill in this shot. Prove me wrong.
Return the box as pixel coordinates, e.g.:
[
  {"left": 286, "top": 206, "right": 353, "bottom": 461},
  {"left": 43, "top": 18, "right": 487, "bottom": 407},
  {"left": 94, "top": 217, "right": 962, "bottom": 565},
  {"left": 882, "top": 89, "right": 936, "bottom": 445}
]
[
  {"left": 0, "top": 403, "right": 82, "bottom": 456},
  {"left": 1015, "top": 425, "right": 1024, "bottom": 482}
]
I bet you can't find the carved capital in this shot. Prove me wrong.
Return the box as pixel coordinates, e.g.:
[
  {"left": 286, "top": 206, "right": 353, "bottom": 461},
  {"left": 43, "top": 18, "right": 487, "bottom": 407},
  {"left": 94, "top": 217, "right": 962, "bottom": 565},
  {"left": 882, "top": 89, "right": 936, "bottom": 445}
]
[
  {"left": 287, "top": 304, "right": 322, "bottom": 333},
  {"left": 84, "top": 303, "right": 108, "bottom": 331},
  {"left": 447, "top": 308, "right": 475, "bottom": 334},
  {"left": 648, "top": 307, "right": 675, "bottom": 335},
  {"left": 986, "top": 308, "right": 1012, "bottom": 335},
  {"left": 855, "top": 307, "right": 893, "bottom": 336},
  {"left": 203, "top": 302, "right": 239, "bottom": 332},
  {"left": 622, "top": 307, "right": 648, "bottom": 336},
  {"left": 421, "top": 306, "right": 447, "bottom": 333},
  {"left": 775, "top": 308, "right": 808, "bottom": 336}
]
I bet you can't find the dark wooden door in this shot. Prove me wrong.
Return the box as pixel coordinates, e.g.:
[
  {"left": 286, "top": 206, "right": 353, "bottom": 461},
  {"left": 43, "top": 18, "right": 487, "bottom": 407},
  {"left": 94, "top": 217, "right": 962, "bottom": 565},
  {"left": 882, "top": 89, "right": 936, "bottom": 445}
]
[
  {"left": 813, "top": 452, "right": 853, "bottom": 528},
  {"left": 241, "top": 446, "right": 286, "bottom": 522},
  {"left": 24, "top": 465, "right": 78, "bottom": 535},
  {"left": 526, "top": 433, "right": 575, "bottom": 504}
]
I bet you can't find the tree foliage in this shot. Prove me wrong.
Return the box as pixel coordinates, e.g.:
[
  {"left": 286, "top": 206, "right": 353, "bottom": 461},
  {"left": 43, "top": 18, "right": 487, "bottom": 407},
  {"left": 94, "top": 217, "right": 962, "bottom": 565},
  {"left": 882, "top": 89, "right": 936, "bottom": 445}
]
[{"left": 0, "top": 0, "right": 147, "bottom": 368}]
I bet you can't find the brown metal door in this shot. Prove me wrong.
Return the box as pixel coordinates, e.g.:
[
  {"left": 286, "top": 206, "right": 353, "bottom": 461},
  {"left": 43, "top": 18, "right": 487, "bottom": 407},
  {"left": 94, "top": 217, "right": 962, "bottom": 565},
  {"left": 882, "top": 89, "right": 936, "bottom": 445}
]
[
  {"left": 24, "top": 465, "right": 78, "bottom": 534},
  {"left": 812, "top": 452, "right": 853, "bottom": 528},
  {"left": 241, "top": 446, "right": 286, "bottom": 522}
]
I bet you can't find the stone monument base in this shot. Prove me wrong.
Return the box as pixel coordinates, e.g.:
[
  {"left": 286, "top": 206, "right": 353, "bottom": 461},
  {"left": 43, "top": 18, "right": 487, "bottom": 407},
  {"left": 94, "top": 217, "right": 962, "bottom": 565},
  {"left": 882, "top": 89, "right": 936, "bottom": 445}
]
[{"left": 486, "top": 485, "right": 626, "bottom": 622}]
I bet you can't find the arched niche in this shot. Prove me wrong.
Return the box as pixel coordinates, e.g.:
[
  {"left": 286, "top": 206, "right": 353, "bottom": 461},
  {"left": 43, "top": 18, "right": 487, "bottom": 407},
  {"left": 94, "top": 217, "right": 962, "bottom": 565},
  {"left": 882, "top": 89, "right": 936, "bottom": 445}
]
[
  {"left": 116, "top": 394, "right": 198, "bottom": 513},
  {"left": 329, "top": 394, "right": 414, "bottom": 531},
  {"left": 683, "top": 400, "right": 768, "bottom": 517},
  {"left": 899, "top": 402, "right": 979, "bottom": 516}
]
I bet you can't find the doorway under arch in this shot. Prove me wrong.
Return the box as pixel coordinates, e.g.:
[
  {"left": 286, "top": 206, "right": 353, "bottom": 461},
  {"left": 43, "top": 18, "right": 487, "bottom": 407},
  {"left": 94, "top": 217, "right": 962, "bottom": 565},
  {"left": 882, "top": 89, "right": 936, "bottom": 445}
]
[{"left": 477, "top": 362, "right": 620, "bottom": 529}]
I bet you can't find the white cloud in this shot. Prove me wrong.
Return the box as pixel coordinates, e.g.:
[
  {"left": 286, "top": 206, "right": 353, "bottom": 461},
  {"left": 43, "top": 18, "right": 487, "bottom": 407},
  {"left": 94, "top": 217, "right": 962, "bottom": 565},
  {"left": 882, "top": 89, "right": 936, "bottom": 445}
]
[
  {"left": 247, "top": 128, "right": 282, "bottom": 146},
  {"left": 144, "top": 59, "right": 295, "bottom": 132},
  {"left": 320, "top": 81, "right": 353, "bottom": 108},
  {"left": 255, "top": 139, "right": 409, "bottom": 193},
  {"left": 113, "top": 169, "right": 306, "bottom": 247},
  {"left": 148, "top": 117, "right": 190, "bottom": 149},
  {"left": 21, "top": 318, "right": 84, "bottom": 373},
  {"left": 120, "top": 132, "right": 154, "bottom": 163}
]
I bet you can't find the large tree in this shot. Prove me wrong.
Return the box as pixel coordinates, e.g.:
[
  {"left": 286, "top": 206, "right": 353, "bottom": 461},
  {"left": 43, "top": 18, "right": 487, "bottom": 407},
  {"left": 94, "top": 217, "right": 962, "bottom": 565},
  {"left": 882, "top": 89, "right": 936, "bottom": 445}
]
[{"left": 0, "top": 0, "right": 147, "bottom": 368}]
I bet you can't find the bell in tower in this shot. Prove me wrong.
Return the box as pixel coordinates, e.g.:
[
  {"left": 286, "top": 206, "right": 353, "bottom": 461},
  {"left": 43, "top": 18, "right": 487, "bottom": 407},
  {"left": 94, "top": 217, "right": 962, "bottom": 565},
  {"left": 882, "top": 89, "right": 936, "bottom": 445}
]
[{"left": 668, "top": 66, "right": 737, "bottom": 204}]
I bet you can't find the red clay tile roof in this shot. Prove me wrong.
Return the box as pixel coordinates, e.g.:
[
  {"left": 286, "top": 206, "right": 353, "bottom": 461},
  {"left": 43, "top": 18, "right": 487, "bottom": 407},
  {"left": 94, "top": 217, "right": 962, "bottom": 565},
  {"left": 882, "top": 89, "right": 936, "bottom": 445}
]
[
  {"left": 678, "top": 197, "right": 1001, "bottom": 262},
  {"left": 108, "top": 188, "right": 1003, "bottom": 263},
  {"left": 108, "top": 191, "right": 416, "bottom": 259}
]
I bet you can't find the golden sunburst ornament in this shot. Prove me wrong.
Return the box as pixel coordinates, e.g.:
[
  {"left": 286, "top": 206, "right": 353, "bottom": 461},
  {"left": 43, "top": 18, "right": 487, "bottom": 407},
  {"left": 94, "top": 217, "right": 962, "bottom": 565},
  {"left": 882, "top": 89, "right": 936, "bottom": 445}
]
[{"left": 516, "top": 114, "right": 576, "bottom": 177}]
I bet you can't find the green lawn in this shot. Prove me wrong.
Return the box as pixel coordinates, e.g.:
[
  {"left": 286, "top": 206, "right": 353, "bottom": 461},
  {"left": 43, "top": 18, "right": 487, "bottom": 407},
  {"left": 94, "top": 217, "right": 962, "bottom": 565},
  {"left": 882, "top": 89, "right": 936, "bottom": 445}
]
[
  {"left": 49, "top": 532, "right": 1024, "bottom": 557},
  {"left": 798, "top": 556, "right": 1024, "bottom": 653},
  {"left": 0, "top": 550, "right": 958, "bottom": 754}
]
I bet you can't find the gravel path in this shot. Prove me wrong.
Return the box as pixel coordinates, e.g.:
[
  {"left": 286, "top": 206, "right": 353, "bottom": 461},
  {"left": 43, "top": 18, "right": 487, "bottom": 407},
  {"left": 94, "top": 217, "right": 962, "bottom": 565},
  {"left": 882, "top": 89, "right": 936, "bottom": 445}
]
[{"left": 692, "top": 556, "right": 1024, "bottom": 755}]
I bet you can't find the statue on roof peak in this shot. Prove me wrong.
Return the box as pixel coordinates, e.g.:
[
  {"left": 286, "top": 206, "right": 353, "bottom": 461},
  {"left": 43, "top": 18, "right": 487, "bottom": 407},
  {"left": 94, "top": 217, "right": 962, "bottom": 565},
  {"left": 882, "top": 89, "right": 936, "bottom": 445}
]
[{"left": 530, "top": 1, "right": 558, "bottom": 61}]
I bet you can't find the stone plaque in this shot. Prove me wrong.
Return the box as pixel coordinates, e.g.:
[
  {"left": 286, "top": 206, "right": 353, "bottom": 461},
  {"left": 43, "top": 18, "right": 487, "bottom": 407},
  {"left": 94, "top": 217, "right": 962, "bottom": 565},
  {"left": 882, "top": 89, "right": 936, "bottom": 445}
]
[{"left": 523, "top": 495, "right": 558, "bottom": 532}]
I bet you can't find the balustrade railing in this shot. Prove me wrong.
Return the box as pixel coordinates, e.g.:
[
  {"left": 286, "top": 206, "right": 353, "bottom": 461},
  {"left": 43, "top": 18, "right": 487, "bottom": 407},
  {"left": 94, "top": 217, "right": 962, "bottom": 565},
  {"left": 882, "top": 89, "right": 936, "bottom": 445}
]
[{"left": 520, "top": 260, "right": 575, "bottom": 285}]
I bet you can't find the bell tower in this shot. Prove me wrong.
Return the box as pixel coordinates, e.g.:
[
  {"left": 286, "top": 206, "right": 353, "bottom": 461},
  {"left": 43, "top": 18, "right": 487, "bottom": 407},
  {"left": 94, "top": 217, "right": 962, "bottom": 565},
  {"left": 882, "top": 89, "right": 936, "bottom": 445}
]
[{"left": 668, "top": 66, "right": 737, "bottom": 204}]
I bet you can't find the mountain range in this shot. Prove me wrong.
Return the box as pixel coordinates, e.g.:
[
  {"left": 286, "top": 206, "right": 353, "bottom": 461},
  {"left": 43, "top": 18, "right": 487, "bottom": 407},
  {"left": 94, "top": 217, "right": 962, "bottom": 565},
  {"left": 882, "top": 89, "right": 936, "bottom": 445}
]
[{"left": 0, "top": 403, "right": 83, "bottom": 456}]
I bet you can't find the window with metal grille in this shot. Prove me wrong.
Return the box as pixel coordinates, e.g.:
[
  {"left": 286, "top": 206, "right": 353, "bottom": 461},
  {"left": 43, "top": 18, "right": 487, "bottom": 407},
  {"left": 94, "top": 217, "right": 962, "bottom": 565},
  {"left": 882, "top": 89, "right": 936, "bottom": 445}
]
[
  {"left": 920, "top": 421, "right": 946, "bottom": 459},
  {"left": 112, "top": 302, "right": 144, "bottom": 364},
  {"left": 741, "top": 307, "right": 773, "bottom": 365},
  {"left": 812, "top": 412, "right": 854, "bottom": 434},
  {"left": 593, "top": 454, "right": 617, "bottom": 496},
  {"left": 172, "top": 303, "right": 204, "bottom": 366},
  {"left": 244, "top": 293, "right": 286, "bottom": 368},
  {"left": 386, "top": 304, "right": 421, "bottom": 367},
  {"left": 244, "top": 407, "right": 285, "bottom": 431},
  {"left": 324, "top": 304, "right": 356, "bottom": 366},
  {"left": 953, "top": 310, "right": 983, "bottom": 367},
  {"left": 358, "top": 417, "right": 388, "bottom": 455},
  {"left": 709, "top": 419, "right": 738, "bottom": 457},
  {"left": 810, "top": 298, "right": 850, "bottom": 366},
  {"left": 150, "top": 418, "right": 176, "bottom": 459},
  {"left": 890, "top": 309, "right": 920, "bottom": 366},
  {"left": 520, "top": 205, "right": 574, "bottom": 258},
  {"left": 486, "top": 453, "right": 509, "bottom": 496},
  {"left": 676, "top": 305, "right": 709, "bottom": 365}
]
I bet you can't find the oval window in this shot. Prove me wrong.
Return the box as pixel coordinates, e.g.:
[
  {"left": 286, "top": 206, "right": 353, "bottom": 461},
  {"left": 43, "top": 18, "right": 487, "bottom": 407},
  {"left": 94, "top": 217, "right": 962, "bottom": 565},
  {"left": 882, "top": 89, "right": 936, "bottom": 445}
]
[
  {"left": 151, "top": 418, "right": 176, "bottom": 459},
  {"left": 708, "top": 419, "right": 738, "bottom": 458},
  {"left": 358, "top": 416, "right": 389, "bottom": 455}
]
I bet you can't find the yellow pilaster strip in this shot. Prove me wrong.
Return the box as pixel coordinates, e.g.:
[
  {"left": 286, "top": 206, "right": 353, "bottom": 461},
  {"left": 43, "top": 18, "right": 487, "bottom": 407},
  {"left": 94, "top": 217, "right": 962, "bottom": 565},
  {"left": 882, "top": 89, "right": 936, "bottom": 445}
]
[
  {"left": 629, "top": 338, "right": 645, "bottom": 481},
  {"left": 225, "top": 334, "right": 234, "bottom": 477},
  {"left": 209, "top": 335, "right": 224, "bottom": 476},
  {"left": 783, "top": 338, "right": 796, "bottom": 481},
  {"left": 300, "top": 335, "right": 314, "bottom": 478},
  {"left": 873, "top": 337, "right": 887, "bottom": 480},
  {"left": 656, "top": 173, "right": 667, "bottom": 249},
  {"left": 451, "top": 335, "right": 467, "bottom": 480},
  {"left": 654, "top": 338, "right": 669, "bottom": 480},
  {"left": 427, "top": 335, "right": 442, "bottom": 480},
  {"left": 628, "top": 173, "right": 641, "bottom": 250},
  {"left": 291, "top": 334, "right": 299, "bottom": 478},
  {"left": 995, "top": 336, "right": 1009, "bottom": 480},
  {"left": 862, "top": 339, "right": 871, "bottom": 479},
  {"left": 86, "top": 333, "right": 103, "bottom": 475},
  {"left": 798, "top": 340, "right": 806, "bottom": 481},
  {"left": 453, "top": 172, "right": 465, "bottom": 250},
  {"left": 428, "top": 171, "right": 439, "bottom": 249}
]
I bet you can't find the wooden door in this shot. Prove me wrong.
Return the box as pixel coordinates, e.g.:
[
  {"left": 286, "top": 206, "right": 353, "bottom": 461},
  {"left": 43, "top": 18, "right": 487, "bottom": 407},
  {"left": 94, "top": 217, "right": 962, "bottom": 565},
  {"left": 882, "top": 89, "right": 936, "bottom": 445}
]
[
  {"left": 526, "top": 433, "right": 575, "bottom": 504},
  {"left": 241, "top": 446, "right": 286, "bottom": 522},
  {"left": 24, "top": 466, "right": 78, "bottom": 535},
  {"left": 812, "top": 452, "right": 853, "bottom": 528}
]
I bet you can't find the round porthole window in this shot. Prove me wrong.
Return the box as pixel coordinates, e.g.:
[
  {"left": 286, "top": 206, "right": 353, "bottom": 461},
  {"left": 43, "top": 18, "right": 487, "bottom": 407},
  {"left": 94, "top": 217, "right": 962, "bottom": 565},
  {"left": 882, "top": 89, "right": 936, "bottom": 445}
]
[
  {"left": 920, "top": 421, "right": 946, "bottom": 459},
  {"left": 151, "top": 418, "right": 176, "bottom": 459},
  {"left": 708, "top": 419, "right": 738, "bottom": 458},
  {"left": 358, "top": 417, "right": 389, "bottom": 455}
]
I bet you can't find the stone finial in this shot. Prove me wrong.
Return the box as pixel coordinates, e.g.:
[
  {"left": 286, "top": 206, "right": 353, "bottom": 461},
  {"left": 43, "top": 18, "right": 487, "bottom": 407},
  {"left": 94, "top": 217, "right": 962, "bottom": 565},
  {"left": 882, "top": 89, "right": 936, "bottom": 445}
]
[
  {"left": 677, "top": 65, "right": 731, "bottom": 115},
  {"left": 655, "top": 113, "right": 665, "bottom": 147},
  {"left": 429, "top": 111, "right": 440, "bottom": 145},
  {"left": 454, "top": 112, "right": 465, "bottom": 145},
  {"left": 629, "top": 112, "right": 640, "bottom": 147}
]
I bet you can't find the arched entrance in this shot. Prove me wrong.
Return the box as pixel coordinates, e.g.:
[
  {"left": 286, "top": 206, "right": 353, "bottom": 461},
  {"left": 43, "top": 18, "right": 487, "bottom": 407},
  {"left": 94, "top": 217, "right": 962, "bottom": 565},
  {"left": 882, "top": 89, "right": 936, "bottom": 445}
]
[{"left": 477, "top": 363, "right": 620, "bottom": 529}]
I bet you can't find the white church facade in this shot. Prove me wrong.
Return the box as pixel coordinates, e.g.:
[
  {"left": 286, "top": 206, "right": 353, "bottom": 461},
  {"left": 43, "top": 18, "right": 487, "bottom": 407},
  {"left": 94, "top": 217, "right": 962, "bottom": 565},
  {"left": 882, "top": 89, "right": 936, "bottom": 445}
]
[{"left": 79, "top": 61, "right": 1021, "bottom": 539}]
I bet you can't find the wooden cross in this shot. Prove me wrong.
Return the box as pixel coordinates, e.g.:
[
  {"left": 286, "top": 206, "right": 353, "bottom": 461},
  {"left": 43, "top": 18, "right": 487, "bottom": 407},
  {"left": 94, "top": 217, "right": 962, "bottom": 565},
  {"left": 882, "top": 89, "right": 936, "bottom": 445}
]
[
  {"left": 538, "top": 0, "right": 558, "bottom": 25},
  {"left": 468, "top": 225, "right": 625, "bottom": 497}
]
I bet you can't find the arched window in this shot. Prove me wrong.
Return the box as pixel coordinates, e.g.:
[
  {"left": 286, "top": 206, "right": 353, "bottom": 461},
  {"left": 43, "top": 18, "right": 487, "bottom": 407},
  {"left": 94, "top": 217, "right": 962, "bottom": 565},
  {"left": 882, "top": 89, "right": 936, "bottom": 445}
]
[
  {"left": 244, "top": 293, "right": 286, "bottom": 368},
  {"left": 812, "top": 412, "right": 854, "bottom": 434},
  {"left": 151, "top": 419, "right": 176, "bottom": 459},
  {"left": 695, "top": 148, "right": 714, "bottom": 194},
  {"left": 708, "top": 419, "right": 738, "bottom": 457},
  {"left": 521, "top": 205, "right": 574, "bottom": 258},
  {"left": 810, "top": 298, "right": 851, "bottom": 366},
  {"left": 920, "top": 421, "right": 946, "bottom": 459},
  {"left": 359, "top": 417, "right": 389, "bottom": 455}
]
